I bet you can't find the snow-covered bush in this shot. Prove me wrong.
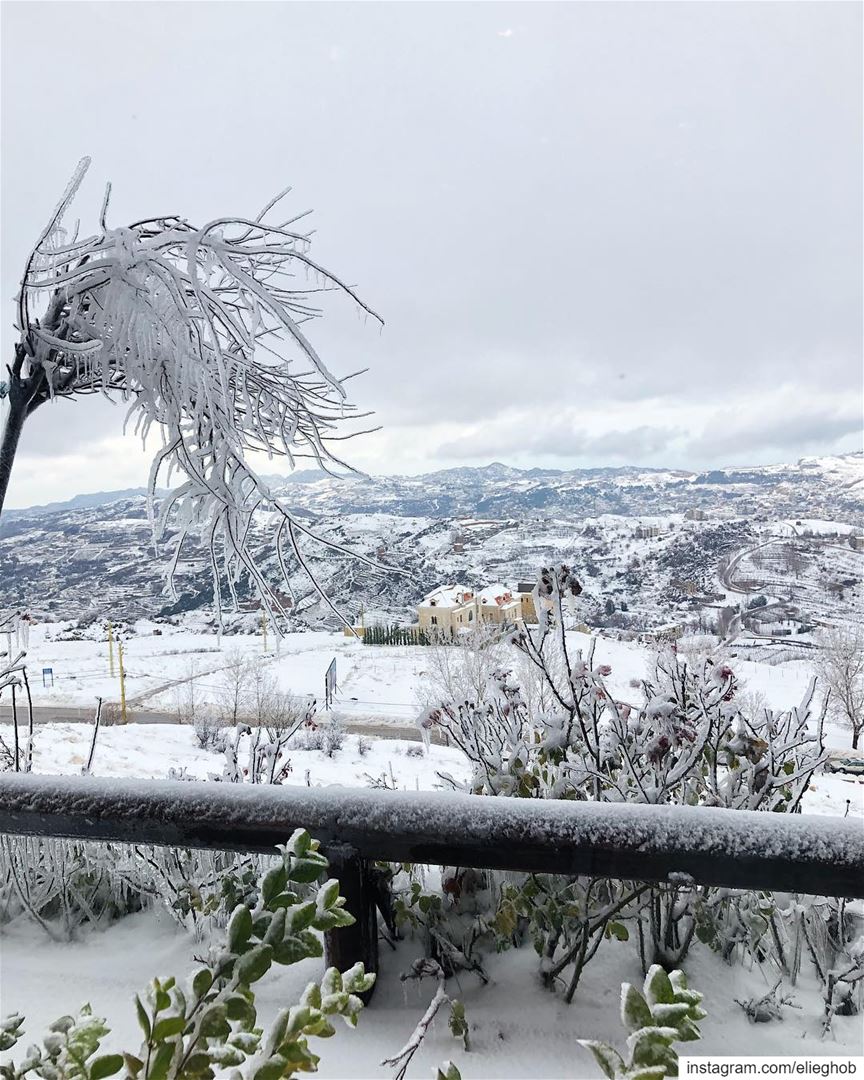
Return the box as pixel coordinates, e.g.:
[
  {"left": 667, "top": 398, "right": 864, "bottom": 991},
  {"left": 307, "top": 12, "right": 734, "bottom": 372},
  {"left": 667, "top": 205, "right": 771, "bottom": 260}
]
[
  {"left": 322, "top": 716, "right": 346, "bottom": 758},
  {"left": 0, "top": 834, "right": 272, "bottom": 941},
  {"left": 412, "top": 566, "right": 829, "bottom": 997},
  {"left": 0, "top": 830, "right": 375, "bottom": 1080},
  {"left": 0, "top": 616, "right": 34, "bottom": 774},
  {"left": 578, "top": 965, "right": 706, "bottom": 1080}
]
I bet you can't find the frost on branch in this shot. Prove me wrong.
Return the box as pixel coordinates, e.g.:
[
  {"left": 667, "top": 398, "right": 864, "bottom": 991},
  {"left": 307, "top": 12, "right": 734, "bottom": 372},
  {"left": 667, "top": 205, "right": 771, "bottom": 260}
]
[{"left": 13, "top": 158, "right": 385, "bottom": 626}]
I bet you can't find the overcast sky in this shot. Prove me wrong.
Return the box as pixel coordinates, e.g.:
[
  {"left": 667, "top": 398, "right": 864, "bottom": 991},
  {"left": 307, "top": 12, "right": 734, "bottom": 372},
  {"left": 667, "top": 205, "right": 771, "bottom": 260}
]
[{"left": 1, "top": 1, "right": 861, "bottom": 507}]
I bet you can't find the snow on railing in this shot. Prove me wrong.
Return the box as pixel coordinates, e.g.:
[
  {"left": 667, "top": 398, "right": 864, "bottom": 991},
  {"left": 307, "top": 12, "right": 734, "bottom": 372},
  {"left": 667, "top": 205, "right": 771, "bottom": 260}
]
[
  {"left": 2, "top": 774, "right": 861, "bottom": 985},
  {"left": 0, "top": 774, "right": 861, "bottom": 898}
]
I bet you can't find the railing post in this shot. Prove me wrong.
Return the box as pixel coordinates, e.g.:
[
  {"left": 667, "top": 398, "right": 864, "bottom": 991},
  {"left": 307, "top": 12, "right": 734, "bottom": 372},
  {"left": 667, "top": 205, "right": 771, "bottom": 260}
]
[{"left": 324, "top": 844, "right": 378, "bottom": 1002}]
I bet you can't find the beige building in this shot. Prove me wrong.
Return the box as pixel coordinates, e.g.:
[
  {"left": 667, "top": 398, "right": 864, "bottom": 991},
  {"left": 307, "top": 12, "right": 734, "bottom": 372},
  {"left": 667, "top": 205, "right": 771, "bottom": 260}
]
[
  {"left": 417, "top": 585, "right": 478, "bottom": 634},
  {"left": 417, "top": 583, "right": 525, "bottom": 634},
  {"left": 477, "top": 584, "right": 522, "bottom": 625}
]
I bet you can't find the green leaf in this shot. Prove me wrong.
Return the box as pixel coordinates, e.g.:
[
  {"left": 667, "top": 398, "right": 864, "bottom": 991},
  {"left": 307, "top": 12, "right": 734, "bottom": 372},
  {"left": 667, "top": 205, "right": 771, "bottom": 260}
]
[
  {"left": 273, "top": 937, "right": 314, "bottom": 966},
  {"left": 180, "top": 1052, "right": 214, "bottom": 1076},
  {"left": 288, "top": 829, "right": 311, "bottom": 856},
  {"left": 134, "top": 997, "right": 151, "bottom": 1040},
  {"left": 199, "top": 1004, "right": 230, "bottom": 1040},
  {"left": 492, "top": 903, "right": 518, "bottom": 938},
  {"left": 147, "top": 1042, "right": 175, "bottom": 1080},
  {"left": 287, "top": 901, "right": 316, "bottom": 934},
  {"left": 262, "top": 865, "right": 289, "bottom": 906},
  {"left": 643, "top": 966, "right": 675, "bottom": 1006},
  {"left": 225, "top": 994, "right": 256, "bottom": 1026},
  {"left": 123, "top": 1054, "right": 143, "bottom": 1078},
  {"left": 607, "top": 921, "right": 629, "bottom": 942},
  {"left": 620, "top": 985, "right": 653, "bottom": 1033},
  {"left": 577, "top": 1040, "right": 626, "bottom": 1080},
  {"left": 626, "top": 1027, "right": 680, "bottom": 1068},
  {"left": 267, "top": 891, "right": 300, "bottom": 910},
  {"left": 191, "top": 969, "right": 213, "bottom": 1001},
  {"left": 317, "top": 878, "right": 340, "bottom": 911},
  {"left": 152, "top": 1016, "right": 186, "bottom": 1041},
  {"left": 288, "top": 859, "right": 327, "bottom": 885},
  {"left": 650, "top": 1003, "right": 691, "bottom": 1026},
  {"left": 251, "top": 1060, "right": 289, "bottom": 1080},
  {"left": 263, "top": 909, "right": 287, "bottom": 947},
  {"left": 237, "top": 944, "right": 274, "bottom": 985},
  {"left": 297, "top": 930, "right": 324, "bottom": 958},
  {"left": 89, "top": 1054, "right": 124, "bottom": 1079},
  {"left": 314, "top": 908, "right": 355, "bottom": 931},
  {"left": 228, "top": 906, "right": 254, "bottom": 953}
]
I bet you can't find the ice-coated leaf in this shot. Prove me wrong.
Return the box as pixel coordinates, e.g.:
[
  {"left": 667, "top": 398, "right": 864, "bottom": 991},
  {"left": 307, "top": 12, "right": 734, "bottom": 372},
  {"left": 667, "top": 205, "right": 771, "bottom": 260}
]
[
  {"left": 237, "top": 944, "right": 274, "bottom": 985},
  {"left": 577, "top": 1039, "right": 626, "bottom": 1080},
  {"left": 620, "top": 985, "right": 653, "bottom": 1033},
  {"left": 228, "top": 905, "right": 254, "bottom": 953},
  {"left": 643, "top": 966, "right": 675, "bottom": 1006}
]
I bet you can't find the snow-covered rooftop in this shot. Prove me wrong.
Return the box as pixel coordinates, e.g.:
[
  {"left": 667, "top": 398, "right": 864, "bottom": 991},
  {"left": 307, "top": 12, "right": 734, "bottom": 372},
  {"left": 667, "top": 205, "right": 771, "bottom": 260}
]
[
  {"left": 420, "top": 584, "right": 474, "bottom": 608},
  {"left": 478, "top": 583, "right": 516, "bottom": 606}
]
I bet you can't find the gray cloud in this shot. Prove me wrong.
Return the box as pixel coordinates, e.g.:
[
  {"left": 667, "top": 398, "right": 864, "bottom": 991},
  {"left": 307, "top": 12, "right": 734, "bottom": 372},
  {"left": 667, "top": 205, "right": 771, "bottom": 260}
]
[
  {"left": 438, "top": 417, "right": 684, "bottom": 463},
  {"left": 1, "top": 1, "right": 861, "bottom": 503},
  {"left": 685, "top": 404, "right": 863, "bottom": 461}
]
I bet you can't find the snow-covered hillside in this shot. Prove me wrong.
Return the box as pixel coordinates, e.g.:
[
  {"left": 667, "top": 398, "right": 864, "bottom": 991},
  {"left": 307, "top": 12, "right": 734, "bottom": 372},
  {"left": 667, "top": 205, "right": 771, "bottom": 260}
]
[{"left": 0, "top": 454, "right": 861, "bottom": 633}]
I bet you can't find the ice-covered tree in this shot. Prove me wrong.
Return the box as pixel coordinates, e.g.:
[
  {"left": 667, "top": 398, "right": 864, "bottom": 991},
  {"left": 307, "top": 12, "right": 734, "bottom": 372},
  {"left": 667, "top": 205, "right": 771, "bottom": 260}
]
[
  {"left": 1, "top": 158, "right": 383, "bottom": 625},
  {"left": 817, "top": 626, "right": 864, "bottom": 749}
]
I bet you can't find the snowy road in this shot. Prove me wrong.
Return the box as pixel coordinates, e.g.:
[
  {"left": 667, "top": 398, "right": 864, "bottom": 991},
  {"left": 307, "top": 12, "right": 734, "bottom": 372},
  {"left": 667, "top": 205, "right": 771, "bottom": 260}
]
[{"left": 0, "top": 704, "right": 430, "bottom": 741}]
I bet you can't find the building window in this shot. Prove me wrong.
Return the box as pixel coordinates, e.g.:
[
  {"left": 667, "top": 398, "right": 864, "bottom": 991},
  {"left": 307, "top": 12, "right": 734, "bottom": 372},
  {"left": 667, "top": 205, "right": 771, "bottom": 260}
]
[
  {"left": 431, "top": 615, "right": 438, "bottom": 625},
  {"left": 468, "top": 610, "right": 473, "bottom": 621}
]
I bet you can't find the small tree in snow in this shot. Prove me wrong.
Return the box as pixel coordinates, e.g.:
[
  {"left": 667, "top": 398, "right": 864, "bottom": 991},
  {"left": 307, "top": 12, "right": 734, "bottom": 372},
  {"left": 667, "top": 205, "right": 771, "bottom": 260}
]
[
  {"left": 1, "top": 158, "right": 383, "bottom": 626},
  {"left": 420, "top": 625, "right": 506, "bottom": 710},
  {"left": 817, "top": 626, "right": 864, "bottom": 749}
]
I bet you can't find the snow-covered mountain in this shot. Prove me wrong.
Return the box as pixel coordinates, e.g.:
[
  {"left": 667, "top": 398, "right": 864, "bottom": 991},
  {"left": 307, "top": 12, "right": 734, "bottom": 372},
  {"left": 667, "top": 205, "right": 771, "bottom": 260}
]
[
  {"left": 0, "top": 453, "right": 860, "bottom": 631},
  {"left": 6, "top": 453, "right": 861, "bottom": 523}
]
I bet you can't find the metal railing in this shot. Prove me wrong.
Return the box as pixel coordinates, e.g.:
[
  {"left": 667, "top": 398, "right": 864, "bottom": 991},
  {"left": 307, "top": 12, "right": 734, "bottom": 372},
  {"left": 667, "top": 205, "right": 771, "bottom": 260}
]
[{"left": 1, "top": 773, "right": 862, "bottom": 992}]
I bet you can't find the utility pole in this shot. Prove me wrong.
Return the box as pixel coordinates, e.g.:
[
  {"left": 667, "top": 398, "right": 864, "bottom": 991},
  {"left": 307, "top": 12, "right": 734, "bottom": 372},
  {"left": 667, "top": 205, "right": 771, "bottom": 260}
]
[
  {"left": 107, "top": 620, "right": 115, "bottom": 678},
  {"left": 118, "top": 639, "right": 128, "bottom": 725}
]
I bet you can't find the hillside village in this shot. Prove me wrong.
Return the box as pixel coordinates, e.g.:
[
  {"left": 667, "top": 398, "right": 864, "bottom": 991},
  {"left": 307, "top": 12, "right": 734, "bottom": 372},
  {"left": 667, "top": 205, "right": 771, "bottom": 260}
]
[{"left": 0, "top": 454, "right": 861, "bottom": 646}]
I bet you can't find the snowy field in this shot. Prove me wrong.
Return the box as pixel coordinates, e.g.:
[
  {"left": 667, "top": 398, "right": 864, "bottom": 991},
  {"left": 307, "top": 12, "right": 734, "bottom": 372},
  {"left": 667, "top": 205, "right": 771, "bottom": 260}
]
[{"left": 8, "top": 620, "right": 859, "bottom": 749}]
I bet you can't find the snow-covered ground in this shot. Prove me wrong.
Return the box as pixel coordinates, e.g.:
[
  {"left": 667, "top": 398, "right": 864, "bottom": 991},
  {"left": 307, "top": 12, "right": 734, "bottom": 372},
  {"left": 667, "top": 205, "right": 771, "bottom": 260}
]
[
  {"left": 9, "top": 623, "right": 858, "bottom": 745},
  {"left": 3, "top": 897, "right": 861, "bottom": 1078},
  {"left": 24, "top": 725, "right": 470, "bottom": 792}
]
